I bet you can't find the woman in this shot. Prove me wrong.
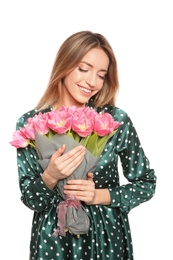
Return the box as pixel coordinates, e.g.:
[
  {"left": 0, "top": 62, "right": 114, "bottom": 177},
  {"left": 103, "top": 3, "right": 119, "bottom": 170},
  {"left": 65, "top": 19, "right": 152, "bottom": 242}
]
[{"left": 14, "top": 31, "right": 156, "bottom": 259}]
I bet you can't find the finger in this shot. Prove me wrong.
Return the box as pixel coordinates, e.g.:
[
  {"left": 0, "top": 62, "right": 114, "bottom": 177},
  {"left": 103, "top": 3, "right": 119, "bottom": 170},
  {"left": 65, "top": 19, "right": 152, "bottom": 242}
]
[
  {"left": 63, "top": 149, "right": 86, "bottom": 174},
  {"left": 65, "top": 179, "right": 95, "bottom": 190},
  {"left": 53, "top": 147, "right": 86, "bottom": 179},
  {"left": 87, "top": 172, "right": 94, "bottom": 181},
  {"left": 64, "top": 189, "right": 95, "bottom": 203},
  {"left": 60, "top": 146, "right": 86, "bottom": 167},
  {"left": 52, "top": 145, "right": 85, "bottom": 167},
  {"left": 52, "top": 144, "right": 66, "bottom": 159},
  {"left": 62, "top": 145, "right": 86, "bottom": 161}
]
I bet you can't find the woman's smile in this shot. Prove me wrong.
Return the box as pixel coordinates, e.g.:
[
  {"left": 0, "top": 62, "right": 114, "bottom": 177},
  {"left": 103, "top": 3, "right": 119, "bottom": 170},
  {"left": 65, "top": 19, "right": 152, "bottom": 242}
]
[{"left": 79, "top": 85, "right": 92, "bottom": 95}]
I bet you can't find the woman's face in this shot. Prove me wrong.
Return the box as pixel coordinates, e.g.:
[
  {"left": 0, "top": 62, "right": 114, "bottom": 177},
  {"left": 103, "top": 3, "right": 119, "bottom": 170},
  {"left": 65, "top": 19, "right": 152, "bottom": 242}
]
[{"left": 60, "top": 48, "right": 109, "bottom": 107}]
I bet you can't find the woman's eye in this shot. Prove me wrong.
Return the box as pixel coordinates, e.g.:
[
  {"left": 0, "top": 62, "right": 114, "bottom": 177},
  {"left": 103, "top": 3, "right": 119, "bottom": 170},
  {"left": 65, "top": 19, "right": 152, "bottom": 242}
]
[
  {"left": 79, "top": 67, "right": 88, "bottom": 72},
  {"left": 98, "top": 74, "right": 106, "bottom": 80}
]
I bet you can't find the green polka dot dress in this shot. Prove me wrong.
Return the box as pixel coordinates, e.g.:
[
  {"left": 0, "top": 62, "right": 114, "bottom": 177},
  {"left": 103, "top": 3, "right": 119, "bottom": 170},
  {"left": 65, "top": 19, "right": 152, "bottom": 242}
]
[{"left": 16, "top": 104, "right": 156, "bottom": 260}]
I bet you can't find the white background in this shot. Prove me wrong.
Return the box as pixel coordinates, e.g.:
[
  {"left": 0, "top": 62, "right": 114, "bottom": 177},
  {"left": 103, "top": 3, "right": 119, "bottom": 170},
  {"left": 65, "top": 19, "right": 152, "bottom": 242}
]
[{"left": 1, "top": 0, "right": 172, "bottom": 259}]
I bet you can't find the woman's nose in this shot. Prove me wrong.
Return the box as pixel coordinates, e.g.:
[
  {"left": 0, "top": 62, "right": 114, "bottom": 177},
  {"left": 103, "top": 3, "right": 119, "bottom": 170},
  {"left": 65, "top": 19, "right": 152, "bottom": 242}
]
[{"left": 85, "top": 73, "right": 96, "bottom": 87}]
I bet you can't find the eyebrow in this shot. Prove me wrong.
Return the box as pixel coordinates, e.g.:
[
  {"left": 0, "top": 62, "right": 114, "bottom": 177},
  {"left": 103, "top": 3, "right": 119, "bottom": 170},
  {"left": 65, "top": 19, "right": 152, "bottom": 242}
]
[{"left": 80, "top": 61, "right": 108, "bottom": 73}]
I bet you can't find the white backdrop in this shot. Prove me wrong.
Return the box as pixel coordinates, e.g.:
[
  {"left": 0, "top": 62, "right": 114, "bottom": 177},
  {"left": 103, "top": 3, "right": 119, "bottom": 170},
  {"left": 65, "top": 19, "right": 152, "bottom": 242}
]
[{"left": 1, "top": 1, "right": 172, "bottom": 259}]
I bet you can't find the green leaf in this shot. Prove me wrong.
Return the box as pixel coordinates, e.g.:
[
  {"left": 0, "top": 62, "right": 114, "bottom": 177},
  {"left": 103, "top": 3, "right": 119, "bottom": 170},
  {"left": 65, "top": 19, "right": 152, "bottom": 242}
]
[
  {"left": 97, "top": 130, "right": 118, "bottom": 155},
  {"left": 85, "top": 133, "right": 98, "bottom": 155},
  {"left": 79, "top": 134, "right": 91, "bottom": 147},
  {"left": 28, "top": 140, "right": 36, "bottom": 149},
  {"left": 47, "top": 130, "right": 55, "bottom": 139}
]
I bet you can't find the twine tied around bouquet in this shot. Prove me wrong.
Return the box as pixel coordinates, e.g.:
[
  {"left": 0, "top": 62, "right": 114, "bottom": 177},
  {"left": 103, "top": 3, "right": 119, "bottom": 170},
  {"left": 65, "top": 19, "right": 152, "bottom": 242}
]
[{"left": 52, "top": 195, "right": 82, "bottom": 237}]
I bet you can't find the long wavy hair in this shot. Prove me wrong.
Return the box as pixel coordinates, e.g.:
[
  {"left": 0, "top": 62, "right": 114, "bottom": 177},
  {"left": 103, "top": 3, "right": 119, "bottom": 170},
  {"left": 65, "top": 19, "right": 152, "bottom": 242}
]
[{"left": 35, "top": 31, "right": 119, "bottom": 110}]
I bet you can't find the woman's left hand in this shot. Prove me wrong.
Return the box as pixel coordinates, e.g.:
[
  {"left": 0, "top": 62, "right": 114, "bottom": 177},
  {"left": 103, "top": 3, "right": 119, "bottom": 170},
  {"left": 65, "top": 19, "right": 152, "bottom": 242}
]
[{"left": 63, "top": 172, "right": 95, "bottom": 205}]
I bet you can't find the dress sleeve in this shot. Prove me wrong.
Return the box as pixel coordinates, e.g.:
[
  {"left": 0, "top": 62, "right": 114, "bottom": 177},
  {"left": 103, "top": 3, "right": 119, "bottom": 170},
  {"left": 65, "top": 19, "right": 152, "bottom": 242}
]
[
  {"left": 108, "top": 108, "right": 157, "bottom": 214},
  {"left": 16, "top": 110, "right": 60, "bottom": 212}
]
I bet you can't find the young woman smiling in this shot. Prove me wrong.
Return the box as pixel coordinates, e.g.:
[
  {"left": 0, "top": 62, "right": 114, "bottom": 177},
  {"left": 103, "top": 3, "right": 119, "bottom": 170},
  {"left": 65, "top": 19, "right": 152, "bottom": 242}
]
[{"left": 13, "top": 31, "right": 156, "bottom": 260}]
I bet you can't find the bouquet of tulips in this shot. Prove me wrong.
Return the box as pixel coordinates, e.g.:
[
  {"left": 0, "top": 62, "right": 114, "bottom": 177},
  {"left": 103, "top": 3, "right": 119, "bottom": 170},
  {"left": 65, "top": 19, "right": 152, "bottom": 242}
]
[{"left": 10, "top": 105, "right": 121, "bottom": 237}]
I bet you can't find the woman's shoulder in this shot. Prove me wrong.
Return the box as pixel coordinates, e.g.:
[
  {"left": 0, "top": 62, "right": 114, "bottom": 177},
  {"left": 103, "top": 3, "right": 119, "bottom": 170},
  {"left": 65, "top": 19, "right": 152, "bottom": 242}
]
[
  {"left": 16, "top": 107, "right": 51, "bottom": 129},
  {"left": 96, "top": 104, "right": 129, "bottom": 122},
  {"left": 111, "top": 106, "right": 129, "bottom": 121}
]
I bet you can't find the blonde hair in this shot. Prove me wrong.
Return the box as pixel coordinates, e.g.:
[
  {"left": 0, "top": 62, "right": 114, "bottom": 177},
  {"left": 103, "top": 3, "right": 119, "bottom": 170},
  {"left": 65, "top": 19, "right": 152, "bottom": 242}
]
[{"left": 35, "top": 31, "right": 119, "bottom": 110}]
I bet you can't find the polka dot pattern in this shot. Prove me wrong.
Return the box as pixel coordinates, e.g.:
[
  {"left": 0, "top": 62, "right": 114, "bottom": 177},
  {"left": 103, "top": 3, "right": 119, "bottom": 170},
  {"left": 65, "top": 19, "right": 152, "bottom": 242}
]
[{"left": 16, "top": 105, "right": 156, "bottom": 259}]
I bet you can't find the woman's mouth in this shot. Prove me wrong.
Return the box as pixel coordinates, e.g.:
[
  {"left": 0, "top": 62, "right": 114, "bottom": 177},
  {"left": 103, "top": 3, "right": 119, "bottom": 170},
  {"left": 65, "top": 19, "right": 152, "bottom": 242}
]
[{"left": 79, "top": 86, "right": 92, "bottom": 95}]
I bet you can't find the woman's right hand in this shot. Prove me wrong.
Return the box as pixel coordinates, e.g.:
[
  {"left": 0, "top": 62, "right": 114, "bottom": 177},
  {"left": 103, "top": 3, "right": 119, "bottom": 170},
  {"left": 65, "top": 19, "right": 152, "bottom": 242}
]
[{"left": 41, "top": 144, "right": 86, "bottom": 189}]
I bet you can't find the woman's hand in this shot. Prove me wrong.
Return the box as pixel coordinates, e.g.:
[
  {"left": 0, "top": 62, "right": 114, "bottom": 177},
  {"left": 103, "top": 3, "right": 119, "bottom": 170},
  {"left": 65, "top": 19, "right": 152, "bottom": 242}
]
[
  {"left": 42, "top": 144, "right": 86, "bottom": 189},
  {"left": 63, "top": 172, "right": 95, "bottom": 204},
  {"left": 64, "top": 171, "right": 111, "bottom": 206}
]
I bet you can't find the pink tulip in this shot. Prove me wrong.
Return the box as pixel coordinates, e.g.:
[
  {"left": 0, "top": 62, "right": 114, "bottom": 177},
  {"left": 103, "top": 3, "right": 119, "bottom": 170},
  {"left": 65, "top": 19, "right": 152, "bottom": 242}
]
[
  {"left": 20, "top": 124, "right": 36, "bottom": 140},
  {"left": 62, "top": 105, "right": 79, "bottom": 115},
  {"left": 31, "top": 113, "right": 49, "bottom": 135},
  {"left": 10, "top": 130, "right": 29, "bottom": 148},
  {"left": 71, "top": 109, "right": 94, "bottom": 137},
  {"left": 48, "top": 110, "right": 72, "bottom": 134},
  {"left": 94, "top": 112, "right": 121, "bottom": 136}
]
